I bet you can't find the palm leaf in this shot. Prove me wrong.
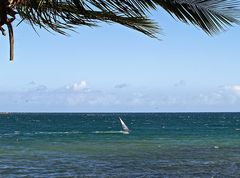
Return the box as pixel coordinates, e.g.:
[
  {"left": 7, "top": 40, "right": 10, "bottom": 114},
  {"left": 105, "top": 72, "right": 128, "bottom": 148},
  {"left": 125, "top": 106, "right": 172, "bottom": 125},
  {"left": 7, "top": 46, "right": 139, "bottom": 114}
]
[
  {"left": 15, "top": 0, "right": 160, "bottom": 37},
  {"left": 152, "top": 0, "right": 240, "bottom": 34},
  {"left": 13, "top": 0, "right": 240, "bottom": 35},
  {"left": 0, "top": 0, "right": 240, "bottom": 61}
]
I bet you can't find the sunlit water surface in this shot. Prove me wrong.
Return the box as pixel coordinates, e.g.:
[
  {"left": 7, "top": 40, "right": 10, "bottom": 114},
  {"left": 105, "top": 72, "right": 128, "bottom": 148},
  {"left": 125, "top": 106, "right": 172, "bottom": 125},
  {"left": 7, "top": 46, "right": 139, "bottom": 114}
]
[{"left": 0, "top": 113, "right": 240, "bottom": 177}]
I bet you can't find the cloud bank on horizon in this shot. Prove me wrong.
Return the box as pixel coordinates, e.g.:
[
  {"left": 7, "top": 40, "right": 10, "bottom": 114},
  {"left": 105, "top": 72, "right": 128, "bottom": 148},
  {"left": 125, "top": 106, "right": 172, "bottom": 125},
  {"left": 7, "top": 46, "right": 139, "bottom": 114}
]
[{"left": 0, "top": 80, "right": 240, "bottom": 112}]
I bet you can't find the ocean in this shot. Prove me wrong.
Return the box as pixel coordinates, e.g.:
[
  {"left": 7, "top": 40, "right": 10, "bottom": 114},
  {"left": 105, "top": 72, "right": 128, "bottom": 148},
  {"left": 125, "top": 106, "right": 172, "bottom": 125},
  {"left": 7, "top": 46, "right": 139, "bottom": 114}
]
[{"left": 0, "top": 113, "right": 239, "bottom": 177}]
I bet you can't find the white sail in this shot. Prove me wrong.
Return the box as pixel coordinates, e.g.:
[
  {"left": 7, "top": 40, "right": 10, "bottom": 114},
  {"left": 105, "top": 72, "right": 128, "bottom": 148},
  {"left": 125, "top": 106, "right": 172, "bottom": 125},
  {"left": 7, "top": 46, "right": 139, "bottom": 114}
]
[{"left": 119, "top": 117, "right": 129, "bottom": 132}]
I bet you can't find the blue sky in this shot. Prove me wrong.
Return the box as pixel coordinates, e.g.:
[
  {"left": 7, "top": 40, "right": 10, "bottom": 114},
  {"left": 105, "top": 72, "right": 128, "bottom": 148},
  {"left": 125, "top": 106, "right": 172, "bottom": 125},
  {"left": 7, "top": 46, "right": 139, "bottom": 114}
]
[{"left": 0, "top": 9, "right": 240, "bottom": 112}]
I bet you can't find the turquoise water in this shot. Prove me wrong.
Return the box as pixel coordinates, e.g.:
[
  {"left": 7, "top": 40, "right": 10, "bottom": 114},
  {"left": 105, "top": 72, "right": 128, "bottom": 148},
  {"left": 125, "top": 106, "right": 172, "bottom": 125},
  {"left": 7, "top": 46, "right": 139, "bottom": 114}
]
[{"left": 0, "top": 113, "right": 240, "bottom": 177}]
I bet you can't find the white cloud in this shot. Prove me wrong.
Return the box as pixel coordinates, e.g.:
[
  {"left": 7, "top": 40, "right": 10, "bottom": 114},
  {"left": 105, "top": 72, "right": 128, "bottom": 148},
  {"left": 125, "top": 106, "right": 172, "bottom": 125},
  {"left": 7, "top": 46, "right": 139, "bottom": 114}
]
[
  {"left": 225, "top": 85, "right": 240, "bottom": 95},
  {"left": 34, "top": 85, "right": 48, "bottom": 92},
  {"left": 66, "top": 81, "right": 88, "bottom": 92},
  {"left": 25, "top": 84, "right": 48, "bottom": 93},
  {"left": 2, "top": 82, "right": 240, "bottom": 112},
  {"left": 114, "top": 83, "right": 128, "bottom": 89},
  {"left": 174, "top": 80, "right": 186, "bottom": 87},
  {"left": 28, "top": 81, "right": 36, "bottom": 85}
]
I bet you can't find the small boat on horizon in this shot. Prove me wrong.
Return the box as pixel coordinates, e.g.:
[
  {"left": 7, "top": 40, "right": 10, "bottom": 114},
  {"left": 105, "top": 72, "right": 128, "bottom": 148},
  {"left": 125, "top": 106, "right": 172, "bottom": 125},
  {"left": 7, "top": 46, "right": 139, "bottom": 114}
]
[{"left": 119, "top": 117, "right": 130, "bottom": 134}]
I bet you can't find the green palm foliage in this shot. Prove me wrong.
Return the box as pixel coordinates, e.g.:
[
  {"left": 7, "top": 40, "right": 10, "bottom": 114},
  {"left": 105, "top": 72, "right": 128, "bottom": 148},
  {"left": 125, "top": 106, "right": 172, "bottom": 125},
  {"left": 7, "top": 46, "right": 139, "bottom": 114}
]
[{"left": 1, "top": 0, "right": 240, "bottom": 61}]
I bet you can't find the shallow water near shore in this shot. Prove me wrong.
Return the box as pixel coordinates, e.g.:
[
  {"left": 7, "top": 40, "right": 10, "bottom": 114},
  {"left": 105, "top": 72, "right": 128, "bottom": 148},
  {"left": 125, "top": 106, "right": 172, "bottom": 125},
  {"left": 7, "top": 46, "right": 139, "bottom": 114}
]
[{"left": 0, "top": 113, "right": 240, "bottom": 177}]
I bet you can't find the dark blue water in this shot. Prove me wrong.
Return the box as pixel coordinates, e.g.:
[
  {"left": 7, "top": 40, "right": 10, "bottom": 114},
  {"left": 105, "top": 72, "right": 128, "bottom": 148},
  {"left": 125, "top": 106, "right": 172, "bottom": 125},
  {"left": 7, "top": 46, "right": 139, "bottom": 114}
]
[{"left": 0, "top": 113, "right": 240, "bottom": 177}]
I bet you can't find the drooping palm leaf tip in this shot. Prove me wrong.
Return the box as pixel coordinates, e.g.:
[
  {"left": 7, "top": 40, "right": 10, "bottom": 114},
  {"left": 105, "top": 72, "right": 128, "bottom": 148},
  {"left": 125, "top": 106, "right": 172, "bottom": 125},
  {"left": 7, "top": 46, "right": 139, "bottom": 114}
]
[{"left": 0, "top": 0, "right": 240, "bottom": 61}]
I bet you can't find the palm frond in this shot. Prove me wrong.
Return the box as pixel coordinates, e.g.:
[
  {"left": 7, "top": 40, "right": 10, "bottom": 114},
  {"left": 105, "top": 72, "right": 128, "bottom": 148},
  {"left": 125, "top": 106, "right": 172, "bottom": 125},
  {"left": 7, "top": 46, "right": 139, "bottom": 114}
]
[
  {"left": 153, "top": 0, "right": 240, "bottom": 34},
  {"left": 11, "top": 0, "right": 240, "bottom": 36},
  {"left": 0, "top": 0, "right": 240, "bottom": 61},
  {"left": 15, "top": 0, "right": 160, "bottom": 37}
]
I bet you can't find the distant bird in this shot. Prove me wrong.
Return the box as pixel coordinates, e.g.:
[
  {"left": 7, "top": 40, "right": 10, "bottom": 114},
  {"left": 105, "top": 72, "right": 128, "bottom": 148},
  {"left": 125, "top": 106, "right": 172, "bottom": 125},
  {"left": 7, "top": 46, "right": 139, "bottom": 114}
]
[{"left": 1, "top": 0, "right": 240, "bottom": 61}]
